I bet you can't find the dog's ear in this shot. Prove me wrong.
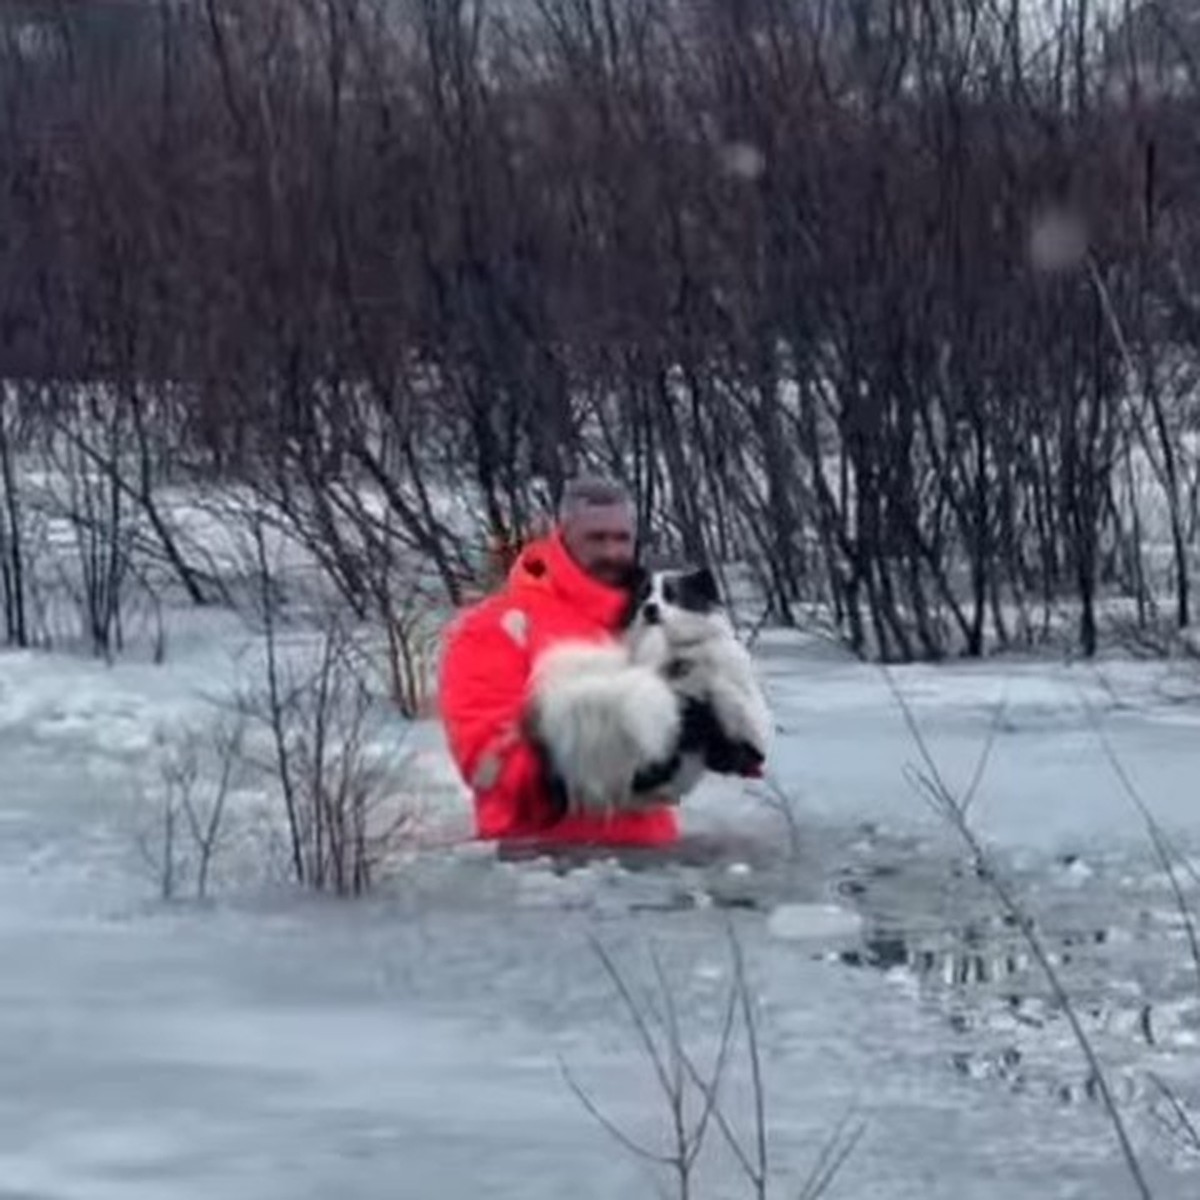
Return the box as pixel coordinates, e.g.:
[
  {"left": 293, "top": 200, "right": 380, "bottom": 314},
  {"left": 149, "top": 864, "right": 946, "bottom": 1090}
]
[
  {"left": 617, "top": 563, "right": 651, "bottom": 627},
  {"left": 680, "top": 565, "right": 721, "bottom": 612}
]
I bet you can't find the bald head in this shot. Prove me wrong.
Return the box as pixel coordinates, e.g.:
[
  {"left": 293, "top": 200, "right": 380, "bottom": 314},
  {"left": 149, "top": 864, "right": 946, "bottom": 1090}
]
[{"left": 558, "top": 476, "right": 636, "bottom": 587}]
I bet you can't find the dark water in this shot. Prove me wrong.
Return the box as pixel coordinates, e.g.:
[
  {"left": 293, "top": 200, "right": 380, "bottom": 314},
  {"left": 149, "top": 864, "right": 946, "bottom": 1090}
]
[{"left": 491, "top": 814, "right": 1200, "bottom": 1141}]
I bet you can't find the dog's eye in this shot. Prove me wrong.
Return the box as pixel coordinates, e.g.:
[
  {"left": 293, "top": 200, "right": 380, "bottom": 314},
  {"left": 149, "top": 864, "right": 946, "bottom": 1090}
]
[{"left": 661, "top": 579, "right": 677, "bottom": 605}]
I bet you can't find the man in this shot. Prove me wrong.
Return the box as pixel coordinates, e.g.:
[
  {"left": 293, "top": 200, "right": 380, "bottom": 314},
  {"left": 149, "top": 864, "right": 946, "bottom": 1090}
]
[{"left": 438, "top": 477, "right": 680, "bottom": 846}]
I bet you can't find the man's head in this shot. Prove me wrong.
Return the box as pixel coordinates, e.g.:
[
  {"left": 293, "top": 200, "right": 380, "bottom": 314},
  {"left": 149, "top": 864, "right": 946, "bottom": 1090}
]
[{"left": 558, "top": 475, "right": 637, "bottom": 587}]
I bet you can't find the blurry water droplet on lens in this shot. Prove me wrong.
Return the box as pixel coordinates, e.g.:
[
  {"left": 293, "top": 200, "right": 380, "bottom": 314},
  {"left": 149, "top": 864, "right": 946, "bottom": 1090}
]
[{"left": 1029, "top": 207, "right": 1088, "bottom": 273}]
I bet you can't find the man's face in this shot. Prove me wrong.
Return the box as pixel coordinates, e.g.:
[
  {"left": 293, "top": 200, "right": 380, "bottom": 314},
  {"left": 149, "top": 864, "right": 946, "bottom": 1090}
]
[{"left": 561, "top": 504, "right": 636, "bottom": 587}]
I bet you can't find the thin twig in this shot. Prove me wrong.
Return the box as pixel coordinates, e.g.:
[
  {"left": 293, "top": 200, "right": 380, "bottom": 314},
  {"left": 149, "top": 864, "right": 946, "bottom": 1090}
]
[
  {"left": 881, "top": 667, "right": 1154, "bottom": 1200},
  {"left": 1148, "top": 1072, "right": 1200, "bottom": 1156},
  {"left": 1077, "top": 674, "right": 1200, "bottom": 996}
]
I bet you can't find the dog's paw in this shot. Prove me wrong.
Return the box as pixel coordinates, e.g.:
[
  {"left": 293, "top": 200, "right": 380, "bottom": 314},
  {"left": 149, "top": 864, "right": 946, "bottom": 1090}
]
[{"left": 705, "top": 736, "right": 765, "bottom": 777}]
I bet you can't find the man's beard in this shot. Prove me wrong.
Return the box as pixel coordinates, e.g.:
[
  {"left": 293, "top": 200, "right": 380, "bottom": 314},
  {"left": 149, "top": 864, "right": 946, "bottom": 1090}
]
[{"left": 592, "top": 560, "right": 638, "bottom": 588}]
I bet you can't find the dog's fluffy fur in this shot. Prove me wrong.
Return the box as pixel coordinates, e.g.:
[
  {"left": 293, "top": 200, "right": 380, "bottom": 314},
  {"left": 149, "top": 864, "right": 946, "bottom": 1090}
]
[
  {"left": 523, "top": 639, "right": 684, "bottom": 818},
  {"left": 522, "top": 566, "right": 772, "bottom": 818},
  {"left": 623, "top": 566, "right": 773, "bottom": 802}
]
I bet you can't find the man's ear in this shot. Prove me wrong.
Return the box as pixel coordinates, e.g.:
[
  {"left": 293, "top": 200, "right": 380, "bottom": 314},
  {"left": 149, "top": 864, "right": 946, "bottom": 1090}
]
[{"left": 682, "top": 565, "right": 721, "bottom": 611}]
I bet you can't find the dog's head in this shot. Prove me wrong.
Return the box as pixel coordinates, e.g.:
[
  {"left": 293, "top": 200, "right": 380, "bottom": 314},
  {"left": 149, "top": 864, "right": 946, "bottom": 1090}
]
[{"left": 623, "top": 565, "right": 726, "bottom": 664}]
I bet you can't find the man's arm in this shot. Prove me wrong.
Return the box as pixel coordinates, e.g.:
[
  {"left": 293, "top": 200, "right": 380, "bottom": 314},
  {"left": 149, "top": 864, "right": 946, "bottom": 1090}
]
[{"left": 437, "top": 606, "right": 560, "bottom": 837}]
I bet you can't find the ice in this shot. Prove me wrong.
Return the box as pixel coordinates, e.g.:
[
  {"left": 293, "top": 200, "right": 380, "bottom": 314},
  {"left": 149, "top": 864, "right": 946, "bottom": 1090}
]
[
  {"left": 743, "top": 630, "right": 1200, "bottom": 856},
  {"left": 767, "top": 902, "right": 865, "bottom": 942},
  {"left": 1, "top": 608, "right": 1198, "bottom": 1198}
]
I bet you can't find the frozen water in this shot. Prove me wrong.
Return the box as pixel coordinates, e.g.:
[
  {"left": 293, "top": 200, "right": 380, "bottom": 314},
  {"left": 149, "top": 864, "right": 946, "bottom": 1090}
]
[
  {"left": 767, "top": 902, "right": 865, "bottom": 942},
  {"left": 750, "top": 628, "right": 1200, "bottom": 855},
  {"left": 1, "top": 614, "right": 1199, "bottom": 1198}
]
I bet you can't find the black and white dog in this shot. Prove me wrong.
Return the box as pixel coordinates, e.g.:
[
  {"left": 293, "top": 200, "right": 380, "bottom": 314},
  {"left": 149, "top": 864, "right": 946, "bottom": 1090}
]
[
  {"left": 623, "top": 565, "right": 772, "bottom": 803},
  {"left": 523, "top": 565, "right": 772, "bottom": 817},
  {"left": 523, "top": 637, "right": 684, "bottom": 818}
]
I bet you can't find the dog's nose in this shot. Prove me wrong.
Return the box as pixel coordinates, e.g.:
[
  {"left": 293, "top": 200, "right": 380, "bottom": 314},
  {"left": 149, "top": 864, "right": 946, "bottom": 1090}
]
[{"left": 641, "top": 602, "right": 660, "bottom": 625}]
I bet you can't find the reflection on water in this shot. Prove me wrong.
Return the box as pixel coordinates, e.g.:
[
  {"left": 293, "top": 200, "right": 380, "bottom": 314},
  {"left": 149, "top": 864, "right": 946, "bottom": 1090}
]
[
  {"left": 482, "top": 818, "right": 1198, "bottom": 1123},
  {"left": 827, "top": 847, "right": 1199, "bottom": 1122}
]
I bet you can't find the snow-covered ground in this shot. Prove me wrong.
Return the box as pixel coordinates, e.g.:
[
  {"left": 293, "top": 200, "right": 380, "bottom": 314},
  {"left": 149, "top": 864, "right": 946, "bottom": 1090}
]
[{"left": 2, "top": 599, "right": 1199, "bottom": 1198}]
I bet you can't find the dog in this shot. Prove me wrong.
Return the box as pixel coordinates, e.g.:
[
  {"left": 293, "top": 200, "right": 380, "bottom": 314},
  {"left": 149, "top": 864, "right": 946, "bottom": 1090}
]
[
  {"left": 522, "top": 638, "right": 685, "bottom": 819},
  {"left": 522, "top": 565, "right": 772, "bottom": 817},
  {"left": 622, "top": 565, "right": 773, "bottom": 802}
]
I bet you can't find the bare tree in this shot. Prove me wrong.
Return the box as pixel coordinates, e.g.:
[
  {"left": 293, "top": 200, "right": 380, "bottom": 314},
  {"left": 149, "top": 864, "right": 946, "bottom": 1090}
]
[
  {"left": 136, "top": 710, "right": 245, "bottom": 901},
  {"left": 0, "top": 0, "right": 1197, "bottom": 668}
]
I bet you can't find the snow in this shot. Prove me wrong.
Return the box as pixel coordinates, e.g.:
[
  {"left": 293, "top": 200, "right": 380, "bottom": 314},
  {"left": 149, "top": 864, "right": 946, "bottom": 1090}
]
[{"left": 2, "top": 598, "right": 1200, "bottom": 1197}]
